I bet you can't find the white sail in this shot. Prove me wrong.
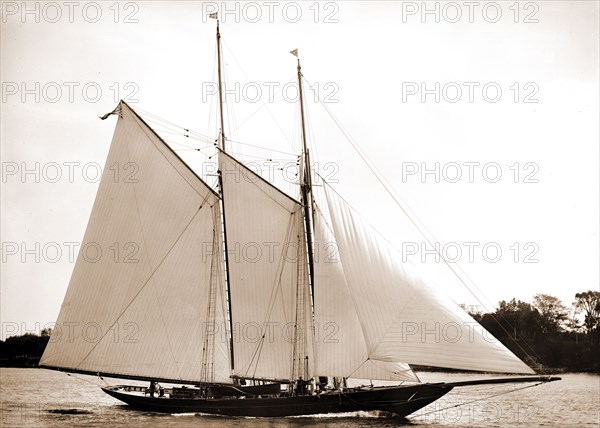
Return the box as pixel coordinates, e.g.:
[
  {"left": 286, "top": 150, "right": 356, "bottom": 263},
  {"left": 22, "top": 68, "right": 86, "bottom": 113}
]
[
  {"left": 324, "top": 185, "right": 535, "bottom": 375},
  {"left": 219, "top": 152, "right": 313, "bottom": 381},
  {"left": 313, "top": 205, "right": 418, "bottom": 382},
  {"left": 40, "top": 102, "right": 231, "bottom": 383}
]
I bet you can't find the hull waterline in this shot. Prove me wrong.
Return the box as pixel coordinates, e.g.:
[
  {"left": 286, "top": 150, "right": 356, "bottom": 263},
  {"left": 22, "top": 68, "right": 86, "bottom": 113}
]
[{"left": 101, "top": 383, "right": 453, "bottom": 417}]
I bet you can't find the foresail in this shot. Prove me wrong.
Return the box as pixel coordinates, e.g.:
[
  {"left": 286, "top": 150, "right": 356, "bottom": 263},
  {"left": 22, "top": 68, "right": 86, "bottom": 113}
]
[
  {"left": 324, "top": 185, "right": 535, "bottom": 375},
  {"left": 40, "top": 102, "right": 231, "bottom": 383},
  {"left": 313, "top": 204, "right": 418, "bottom": 382},
  {"left": 219, "top": 152, "right": 313, "bottom": 381}
]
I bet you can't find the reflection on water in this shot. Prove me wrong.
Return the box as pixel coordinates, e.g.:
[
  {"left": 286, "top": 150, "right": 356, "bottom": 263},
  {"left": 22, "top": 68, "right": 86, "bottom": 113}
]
[{"left": 1, "top": 368, "right": 598, "bottom": 427}]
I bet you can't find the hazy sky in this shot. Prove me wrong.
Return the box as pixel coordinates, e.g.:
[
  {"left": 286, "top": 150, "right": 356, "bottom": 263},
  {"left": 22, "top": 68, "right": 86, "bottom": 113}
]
[{"left": 1, "top": 1, "right": 598, "bottom": 339}]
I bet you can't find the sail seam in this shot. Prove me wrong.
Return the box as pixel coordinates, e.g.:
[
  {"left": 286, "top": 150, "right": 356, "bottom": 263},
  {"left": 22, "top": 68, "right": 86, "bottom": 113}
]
[
  {"left": 75, "top": 204, "right": 208, "bottom": 372},
  {"left": 314, "top": 201, "right": 376, "bottom": 358},
  {"left": 238, "top": 208, "right": 299, "bottom": 379},
  {"left": 322, "top": 182, "right": 533, "bottom": 374},
  {"left": 314, "top": 122, "right": 542, "bottom": 367},
  {"left": 125, "top": 121, "right": 183, "bottom": 381},
  {"left": 124, "top": 102, "right": 220, "bottom": 199},
  {"left": 200, "top": 209, "right": 222, "bottom": 383},
  {"left": 345, "top": 359, "right": 418, "bottom": 382},
  {"left": 220, "top": 150, "right": 300, "bottom": 209}
]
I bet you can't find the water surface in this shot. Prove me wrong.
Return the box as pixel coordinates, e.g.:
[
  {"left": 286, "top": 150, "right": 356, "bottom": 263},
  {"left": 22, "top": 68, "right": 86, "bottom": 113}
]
[{"left": 1, "top": 368, "right": 598, "bottom": 427}]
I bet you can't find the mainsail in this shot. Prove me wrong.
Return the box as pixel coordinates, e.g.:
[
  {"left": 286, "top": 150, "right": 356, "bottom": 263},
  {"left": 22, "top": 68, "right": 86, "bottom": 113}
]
[
  {"left": 322, "top": 185, "right": 535, "bottom": 375},
  {"left": 40, "top": 102, "right": 231, "bottom": 383},
  {"left": 218, "top": 152, "right": 314, "bottom": 381}
]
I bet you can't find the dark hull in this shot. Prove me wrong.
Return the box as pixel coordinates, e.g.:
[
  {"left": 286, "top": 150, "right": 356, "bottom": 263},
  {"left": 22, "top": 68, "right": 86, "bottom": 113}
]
[
  {"left": 102, "top": 383, "right": 453, "bottom": 417},
  {"left": 208, "top": 383, "right": 281, "bottom": 397}
]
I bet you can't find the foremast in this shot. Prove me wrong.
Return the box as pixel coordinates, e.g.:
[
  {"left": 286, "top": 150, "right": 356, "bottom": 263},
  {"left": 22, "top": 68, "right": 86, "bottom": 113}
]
[
  {"left": 213, "top": 15, "right": 236, "bottom": 380},
  {"left": 216, "top": 18, "right": 226, "bottom": 151}
]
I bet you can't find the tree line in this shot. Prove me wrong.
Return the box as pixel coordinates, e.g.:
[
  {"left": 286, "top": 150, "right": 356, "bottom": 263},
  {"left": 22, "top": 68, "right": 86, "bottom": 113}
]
[
  {"left": 0, "top": 328, "right": 51, "bottom": 367},
  {"left": 462, "top": 290, "right": 600, "bottom": 372},
  {"left": 1, "top": 291, "right": 598, "bottom": 372}
]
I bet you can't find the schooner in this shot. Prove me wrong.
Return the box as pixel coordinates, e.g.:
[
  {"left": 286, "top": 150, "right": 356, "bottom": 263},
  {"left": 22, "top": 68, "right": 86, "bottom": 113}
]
[{"left": 40, "top": 16, "right": 559, "bottom": 417}]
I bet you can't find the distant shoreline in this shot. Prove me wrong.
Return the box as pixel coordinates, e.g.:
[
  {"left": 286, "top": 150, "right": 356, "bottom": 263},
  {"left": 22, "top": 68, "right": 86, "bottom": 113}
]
[
  {"left": 410, "top": 365, "right": 600, "bottom": 375},
  {"left": 0, "top": 357, "right": 41, "bottom": 368}
]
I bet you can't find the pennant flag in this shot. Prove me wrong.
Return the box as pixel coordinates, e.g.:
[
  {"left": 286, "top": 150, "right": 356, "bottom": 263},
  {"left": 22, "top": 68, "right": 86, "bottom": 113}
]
[
  {"left": 290, "top": 49, "right": 298, "bottom": 57},
  {"left": 209, "top": 12, "right": 218, "bottom": 19}
]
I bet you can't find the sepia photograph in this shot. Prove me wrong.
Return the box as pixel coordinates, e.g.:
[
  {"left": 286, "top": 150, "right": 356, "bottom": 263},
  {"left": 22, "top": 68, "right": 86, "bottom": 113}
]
[{"left": 1, "top": 1, "right": 599, "bottom": 426}]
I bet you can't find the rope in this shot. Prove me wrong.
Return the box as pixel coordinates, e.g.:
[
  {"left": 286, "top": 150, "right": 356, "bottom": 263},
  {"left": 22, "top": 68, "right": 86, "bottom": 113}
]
[
  {"left": 66, "top": 372, "right": 107, "bottom": 387},
  {"left": 226, "top": 139, "right": 298, "bottom": 157},
  {"left": 221, "top": 39, "right": 295, "bottom": 151},
  {"left": 76, "top": 203, "right": 211, "bottom": 370},
  {"left": 333, "top": 380, "right": 548, "bottom": 419},
  {"left": 240, "top": 209, "right": 299, "bottom": 379},
  {"left": 135, "top": 107, "right": 214, "bottom": 142},
  {"left": 305, "top": 75, "right": 545, "bottom": 366},
  {"left": 132, "top": 106, "right": 299, "bottom": 166},
  {"left": 412, "top": 381, "right": 546, "bottom": 418}
]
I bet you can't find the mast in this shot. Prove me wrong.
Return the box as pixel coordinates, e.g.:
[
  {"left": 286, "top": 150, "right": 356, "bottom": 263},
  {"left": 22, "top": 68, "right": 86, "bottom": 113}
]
[
  {"left": 214, "top": 16, "right": 235, "bottom": 376},
  {"left": 295, "top": 52, "right": 316, "bottom": 305},
  {"left": 216, "top": 19, "right": 226, "bottom": 151}
]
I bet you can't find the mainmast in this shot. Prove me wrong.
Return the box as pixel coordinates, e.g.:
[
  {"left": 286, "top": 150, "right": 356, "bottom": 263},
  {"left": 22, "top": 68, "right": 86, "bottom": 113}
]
[
  {"left": 213, "top": 15, "right": 235, "bottom": 377},
  {"left": 294, "top": 51, "right": 316, "bottom": 304}
]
